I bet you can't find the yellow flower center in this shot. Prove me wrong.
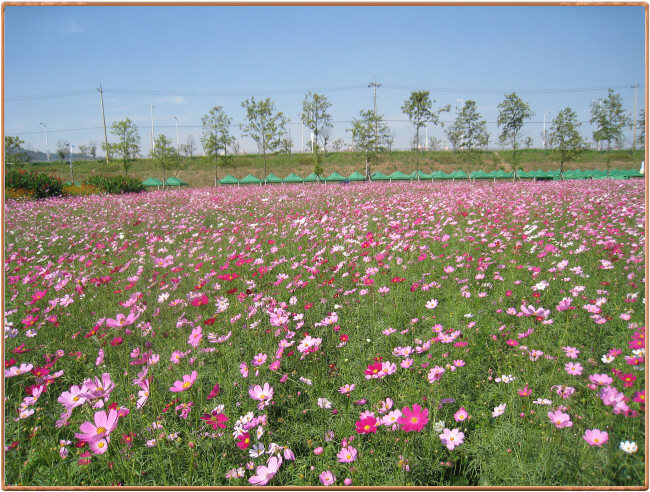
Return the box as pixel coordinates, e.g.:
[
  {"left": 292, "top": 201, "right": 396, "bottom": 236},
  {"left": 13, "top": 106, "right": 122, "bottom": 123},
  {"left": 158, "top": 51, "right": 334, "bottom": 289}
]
[
  {"left": 594, "top": 438, "right": 600, "bottom": 443},
  {"left": 364, "top": 425, "right": 370, "bottom": 431},
  {"left": 73, "top": 396, "right": 79, "bottom": 401},
  {"left": 96, "top": 427, "right": 106, "bottom": 434},
  {"left": 98, "top": 442, "right": 105, "bottom": 448},
  {"left": 182, "top": 381, "right": 191, "bottom": 388},
  {"left": 346, "top": 454, "right": 352, "bottom": 459},
  {"left": 450, "top": 437, "right": 455, "bottom": 441},
  {"left": 259, "top": 394, "right": 266, "bottom": 400},
  {"left": 144, "top": 392, "right": 149, "bottom": 397},
  {"left": 411, "top": 417, "right": 418, "bottom": 423}
]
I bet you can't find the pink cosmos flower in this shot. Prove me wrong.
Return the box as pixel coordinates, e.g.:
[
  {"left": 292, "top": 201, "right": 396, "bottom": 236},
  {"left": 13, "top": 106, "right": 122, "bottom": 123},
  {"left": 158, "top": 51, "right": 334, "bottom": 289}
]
[
  {"left": 337, "top": 446, "right": 358, "bottom": 463},
  {"left": 240, "top": 363, "right": 249, "bottom": 378},
  {"left": 207, "top": 384, "right": 220, "bottom": 399},
  {"left": 397, "top": 404, "right": 429, "bottom": 432},
  {"left": 562, "top": 346, "right": 580, "bottom": 359},
  {"left": 564, "top": 363, "right": 583, "bottom": 376},
  {"left": 58, "top": 384, "right": 86, "bottom": 410},
  {"left": 556, "top": 298, "right": 573, "bottom": 312},
  {"left": 269, "top": 360, "right": 281, "bottom": 371},
  {"left": 136, "top": 379, "right": 150, "bottom": 409},
  {"left": 548, "top": 410, "right": 573, "bottom": 428},
  {"left": 427, "top": 366, "right": 445, "bottom": 383},
  {"left": 517, "top": 384, "right": 532, "bottom": 397},
  {"left": 88, "top": 437, "right": 110, "bottom": 455},
  {"left": 492, "top": 404, "right": 506, "bottom": 417},
  {"left": 454, "top": 407, "right": 468, "bottom": 422},
  {"left": 5, "top": 363, "right": 33, "bottom": 377},
  {"left": 319, "top": 470, "right": 336, "bottom": 486},
  {"left": 381, "top": 409, "right": 403, "bottom": 426},
  {"left": 170, "top": 371, "right": 197, "bottom": 392},
  {"left": 339, "top": 384, "right": 355, "bottom": 394},
  {"left": 249, "top": 383, "right": 274, "bottom": 402},
  {"left": 439, "top": 428, "right": 465, "bottom": 450},
  {"left": 75, "top": 409, "right": 119, "bottom": 443},
  {"left": 187, "top": 327, "right": 203, "bottom": 348},
  {"left": 583, "top": 429, "right": 608, "bottom": 446},
  {"left": 201, "top": 411, "right": 228, "bottom": 430},
  {"left": 105, "top": 312, "right": 139, "bottom": 329},
  {"left": 248, "top": 456, "right": 282, "bottom": 486},
  {"left": 252, "top": 353, "right": 268, "bottom": 367}
]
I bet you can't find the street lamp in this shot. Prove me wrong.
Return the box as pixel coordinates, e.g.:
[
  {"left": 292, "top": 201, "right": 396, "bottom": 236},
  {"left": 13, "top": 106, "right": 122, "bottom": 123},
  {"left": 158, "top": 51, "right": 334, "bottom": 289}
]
[
  {"left": 543, "top": 111, "right": 551, "bottom": 151},
  {"left": 39, "top": 122, "right": 49, "bottom": 162},
  {"left": 174, "top": 116, "right": 179, "bottom": 152},
  {"left": 151, "top": 105, "right": 156, "bottom": 153}
]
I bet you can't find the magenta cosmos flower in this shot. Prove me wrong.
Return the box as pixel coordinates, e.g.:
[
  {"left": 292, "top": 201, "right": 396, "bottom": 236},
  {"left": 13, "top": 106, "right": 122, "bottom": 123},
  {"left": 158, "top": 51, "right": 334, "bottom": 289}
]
[
  {"left": 355, "top": 416, "right": 378, "bottom": 434},
  {"left": 548, "top": 410, "right": 573, "bottom": 428},
  {"left": 398, "top": 404, "right": 429, "bottom": 432},
  {"left": 75, "top": 408, "right": 119, "bottom": 443},
  {"left": 583, "top": 429, "right": 608, "bottom": 446},
  {"left": 439, "top": 428, "right": 465, "bottom": 450},
  {"left": 248, "top": 382, "right": 274, "bottom": 402},
  {"left": 105, "top": 312, "right": 139, "bottom": 329},
  {"left": 170, "top": 371, "right": 197, "bottom": 392},
  {"left": 200, "top": 411, "right": 228, "bottom": 430}
]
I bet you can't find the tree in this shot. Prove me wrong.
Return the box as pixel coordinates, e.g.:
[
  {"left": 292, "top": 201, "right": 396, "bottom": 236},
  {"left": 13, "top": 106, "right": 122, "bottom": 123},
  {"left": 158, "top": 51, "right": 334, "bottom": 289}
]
[
  {"left": 185, "top": 135, "right": 196, "bottom": 159},
  {"left": 319, "top": 127, "right": 332, "bottom": 153},
  {"left": 497, "top": 92, "right": 535, "bottom": 166},
  {"left": 332, "top": 138, "right": 345, "bottom": 152},
  {"left": 496, "top": 134, "right": 508, "bottom": 151},
  {"left": 279, "top": 128, "right": 293, "bottom": 155},
  {"left": 312, "top": 143, "right": 325, "bottom": 179},
  {"left": 524, "top": 136, "right": 533, "bottom": 149},
  {"left": 548, "top": 108, "right": 589, "bottom": 180},
  {"left": 201, "top": 106, "right": 234, "bottom": 187},
  {"left": 402, "top": 90, "right": 450, "bottom": 179},
  {"left": 444, "top": 121, "right": 463, "bottom": 153},
  {"left": 347, "top": 109, "right": 390, "bottom": 180},
  {"left": 301, "top": 92, "right": 332, "bottom": 152},
  {"left": 386, "top": 130, "right": 396, "bottom": 153},
  {"left": 88, "top": 139, "right": 98, "bottom": 161},
  {"left": 240, "top": 97, "right": 288, "bottom": 183},
  {"left": 428, "top": 136, "right": 442, "bottom": 151},
  {"left": 4, "top": 136, "right": 29, "bottom": 168},
  {"left": 637, "top": 109, "right": 645, "bottom": 149},
  {"left": 108, "top": 118, "right": 141, "bottom": 176},
  {"left": 231, "top": 139, "right": 241, "bottom": 156},
  {"left": 56, "top": 139, "right": 70, "bottom": 163},
  {"left": 453, "top": 100, "right": 489, "bottom": 179},
  {"left": 590, "top": 89, "right": 628, "bottom": 175},
  {"left": 150, "top": 134, "right": 181, "bottom": 189}
]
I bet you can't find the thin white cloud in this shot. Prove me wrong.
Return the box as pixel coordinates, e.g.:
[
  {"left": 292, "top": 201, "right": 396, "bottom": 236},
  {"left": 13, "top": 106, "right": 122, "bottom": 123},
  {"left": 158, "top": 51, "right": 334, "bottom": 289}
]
[
  {"left": 66, "top": 20, "right": 83, "bottom": 33},
  {"left": 157, "top": 96, "right": 185, "bottom": 104}
]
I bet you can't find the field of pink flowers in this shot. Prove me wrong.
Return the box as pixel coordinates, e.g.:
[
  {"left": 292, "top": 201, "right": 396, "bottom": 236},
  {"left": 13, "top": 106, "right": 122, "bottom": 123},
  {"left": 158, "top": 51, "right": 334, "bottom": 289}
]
[{"left": 4, "top": 179, "right": 646, "bottom": 487}]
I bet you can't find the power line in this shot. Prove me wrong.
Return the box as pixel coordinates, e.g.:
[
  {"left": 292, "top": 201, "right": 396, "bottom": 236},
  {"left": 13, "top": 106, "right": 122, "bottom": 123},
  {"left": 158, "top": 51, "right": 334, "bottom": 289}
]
[{"left": 6, "top": 83, "right": 644, "bottom": 101}]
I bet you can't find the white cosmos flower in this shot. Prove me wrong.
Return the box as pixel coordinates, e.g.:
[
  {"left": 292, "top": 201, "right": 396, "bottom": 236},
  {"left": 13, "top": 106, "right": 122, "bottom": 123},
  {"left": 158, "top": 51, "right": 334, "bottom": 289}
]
[{"left": 619, "top": 441, "right": 638, "bottom": 454}]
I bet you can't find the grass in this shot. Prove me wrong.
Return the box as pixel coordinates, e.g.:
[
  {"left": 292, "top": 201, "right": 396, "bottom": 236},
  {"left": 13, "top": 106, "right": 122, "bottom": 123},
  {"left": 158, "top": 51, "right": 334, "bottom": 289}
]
[
  {"left": 3, "top": 179, "right": 645, "bottom": 486},
  {"left": 27, "top": 148, "right": 645, "bottom": 189}
]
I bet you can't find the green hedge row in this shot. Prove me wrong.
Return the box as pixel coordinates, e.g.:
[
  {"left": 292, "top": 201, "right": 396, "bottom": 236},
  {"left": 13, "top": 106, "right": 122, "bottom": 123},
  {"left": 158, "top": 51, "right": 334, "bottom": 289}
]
[{"left": 5, "top": 169, "right": 145, "bottom": 200}]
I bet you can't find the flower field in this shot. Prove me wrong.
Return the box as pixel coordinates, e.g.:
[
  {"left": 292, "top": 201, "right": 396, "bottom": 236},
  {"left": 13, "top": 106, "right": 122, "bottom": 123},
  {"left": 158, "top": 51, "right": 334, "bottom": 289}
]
[{"left": 3, "top": 179, "right": 646, "bottom": 487}]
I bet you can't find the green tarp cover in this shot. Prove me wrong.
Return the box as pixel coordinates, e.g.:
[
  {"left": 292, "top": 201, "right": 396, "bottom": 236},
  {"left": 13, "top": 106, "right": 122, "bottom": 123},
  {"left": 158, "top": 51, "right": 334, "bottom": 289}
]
[
  {"left": 414, "top": 170, "right": 433, "bottom": 179},
  {"left": 470, "top": 170, "right": 492, "bottom": 179},
  {"left": 265, "top": 173, "right": 283, "bottom": 183},
  {"left": 448, "top": 170, "right": 469, "bottom": 179},
  {"left": 516, "top": 170, "right": 533, "bottom": 177},
  {"left": 370, "top": 171, "right": 391, "bottom": 180},
  {"left": 326, "top": 172, "right": 347, "bottom": 182},
  {"left": 492, "top": 170, "right": 514, "bottom": 178},
  {"left": 431, "top": 170, "right": 451, "bottom": 179},
  {"left": 282, "top": 173, "right": 304, "bottom": 183},
  {"left": 164, "top": 177, "right": 189, "bottom": 186},
  {"left": 63, "top": 181, "right": 82, "bottom": 186},
  {"left": 303, "top": 172, "right": 322, "bottom": 182},
  {"left": 388, "top": 171, "right": 413, "bottom": 180},
  {"left": 239, "top": 174, "right": 262, "bottom": 184},
  {"left": 219, "top": 174, "right": 239, "bottom": 185},
  {"left": 347, "top": 171, "right": 365, "bottom": 181},
  {"left": 142, "top": 178, "right": 163, "bottom": 186}
]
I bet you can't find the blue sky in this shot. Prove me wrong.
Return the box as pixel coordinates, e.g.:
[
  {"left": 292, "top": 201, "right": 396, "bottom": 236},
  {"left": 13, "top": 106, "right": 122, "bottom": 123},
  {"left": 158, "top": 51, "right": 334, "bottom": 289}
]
[{"left": 4, "top": 4, "right": 646, "bottom": 157}]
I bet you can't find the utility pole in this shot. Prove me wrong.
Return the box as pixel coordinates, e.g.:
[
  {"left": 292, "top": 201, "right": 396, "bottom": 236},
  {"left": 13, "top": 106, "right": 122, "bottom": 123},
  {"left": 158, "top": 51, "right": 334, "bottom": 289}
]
[
  {"left": 98, "top": 84, "right": 109, "bottom": 162},
  {"left": 174, "top": 116, "right": 179, "bottom": 152},
  {"left": 632, "top": 80, "right": 639, "bottom": 151},
  {"left": 368, "top": 76, "right": 382, "bottom": 154}
]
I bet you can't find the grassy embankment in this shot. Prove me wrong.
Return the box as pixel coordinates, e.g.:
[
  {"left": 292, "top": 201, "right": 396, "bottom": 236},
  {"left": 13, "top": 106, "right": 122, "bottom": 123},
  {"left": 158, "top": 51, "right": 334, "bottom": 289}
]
[{"left": 30, "top": 149, "right": 645, "bottom": 189}]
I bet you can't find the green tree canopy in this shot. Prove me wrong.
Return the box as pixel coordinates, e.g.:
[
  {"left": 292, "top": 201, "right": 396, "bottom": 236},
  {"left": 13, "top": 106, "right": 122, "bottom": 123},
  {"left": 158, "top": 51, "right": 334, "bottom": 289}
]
[
  {"left": 497, "top": 92, "right": 535, "bottom": 166},
  {"left": 590, "top": 89, "right": 629, "bottom": 172},
  {"left": 150, "top": 134, "right": 181, "bottom": 188},
  {"left": 548, "top": 108, "right": 589, "bottom": 179},
  {"left": 201, "top": 106, "right": 234, "bottom": 187},
  {"left": 4, "top": 136, "right": 29, "bottom": 168},
  {"left": 348, "top": 109, "right": 390, "bottom": 180},
  {"left": 453, "top": 100, "right": 489, "bottom": 178},
  {"left": 401, "top": 90, "right": 450, "bottom": 179},
  {"left": 105, "top": 118, "right": 141, "bottom": 176},
  {"left": 240, "top": 97, "right": 288, "bottom": 184},
  {"left": 301, "top": 92, "right": 332, "bottom": 152}
]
